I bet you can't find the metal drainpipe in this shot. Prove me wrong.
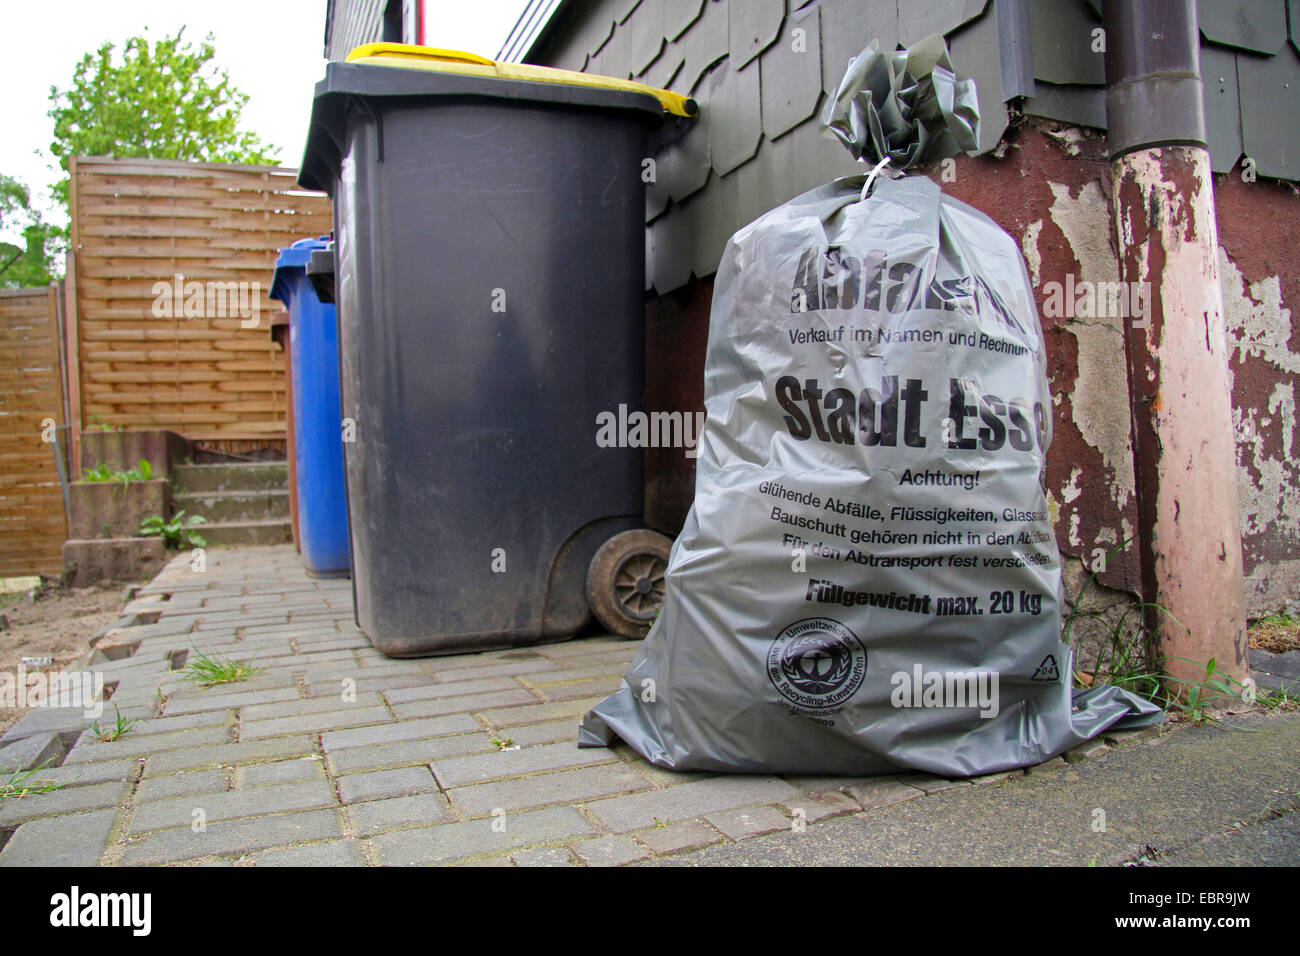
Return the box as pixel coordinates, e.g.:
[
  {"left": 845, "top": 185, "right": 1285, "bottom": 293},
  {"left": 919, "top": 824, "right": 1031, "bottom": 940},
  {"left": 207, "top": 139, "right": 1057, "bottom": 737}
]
[{"left": 1102, "top": 0, "right": 1248, "bottom": 695}]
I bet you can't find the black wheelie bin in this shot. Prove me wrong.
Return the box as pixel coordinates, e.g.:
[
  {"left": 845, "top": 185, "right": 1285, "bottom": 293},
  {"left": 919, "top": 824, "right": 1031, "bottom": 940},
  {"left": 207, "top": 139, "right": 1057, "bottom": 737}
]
[{"left": 298, "top": 44, "right": 696, "bottom": 656}]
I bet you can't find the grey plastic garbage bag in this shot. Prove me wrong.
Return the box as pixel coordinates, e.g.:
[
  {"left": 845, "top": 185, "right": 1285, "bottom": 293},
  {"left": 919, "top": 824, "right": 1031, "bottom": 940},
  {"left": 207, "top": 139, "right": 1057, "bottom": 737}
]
[{"left": 579, "top": 37, "right": 1162, "bottom": 775}]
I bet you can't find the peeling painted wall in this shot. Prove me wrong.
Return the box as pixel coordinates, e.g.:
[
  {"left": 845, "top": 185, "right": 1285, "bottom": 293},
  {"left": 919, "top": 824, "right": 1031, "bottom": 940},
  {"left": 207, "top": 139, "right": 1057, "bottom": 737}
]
[
  {"left": 643, "top": 120, "right": 1300, "bottom": 620},
  {"left": 1215, "top": 172, "right": 1300, "bottom": 616}
]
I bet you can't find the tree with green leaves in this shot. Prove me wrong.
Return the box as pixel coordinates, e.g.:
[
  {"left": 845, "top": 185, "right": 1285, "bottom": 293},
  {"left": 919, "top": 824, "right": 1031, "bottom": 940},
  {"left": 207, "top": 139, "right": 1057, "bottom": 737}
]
[
  {"left": 0, "top": 174, "right": 59, "bottom": 288},
  {"left": 47, "top": 29, "right": 278, "bottom": 208}
]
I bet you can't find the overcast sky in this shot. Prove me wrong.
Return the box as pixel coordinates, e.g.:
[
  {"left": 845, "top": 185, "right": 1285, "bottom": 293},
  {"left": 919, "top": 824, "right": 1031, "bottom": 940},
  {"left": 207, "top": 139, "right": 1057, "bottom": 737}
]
[{"left": 0, "top": 0, "right": 529, "bottom": 234}]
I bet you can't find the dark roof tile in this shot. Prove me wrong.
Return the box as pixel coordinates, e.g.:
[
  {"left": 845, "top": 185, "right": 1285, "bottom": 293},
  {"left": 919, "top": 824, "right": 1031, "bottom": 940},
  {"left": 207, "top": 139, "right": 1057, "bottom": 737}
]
[
  {"left": 760, "top": 5, "right": 823, "bottom": 140},
  {"left": 708, "top": 57, "right": 764, "bottom": 174},
  {"left": 729, "top": 0, "right": 786, "bottom": 69},
  {"left": 630, "top": 0, "right": 667, "bottom": 75},
  {"left": 665, "top": 0, "right": 706, "bottom": 40},
  {"left": 820, "top": 0, "right": 899, "bottom": 95},
  {"left": 1200, "top": 44, "right": 1245, "bottom": 173},
  {"left": 1238, "top": 43, "right": 1300, "bottom": 178},
  {"left": 679, "top": 0, "right": 730, "bottom": 93},
  {"left": 1198, "top": 0, "right": 1289, "bottom": 56}
]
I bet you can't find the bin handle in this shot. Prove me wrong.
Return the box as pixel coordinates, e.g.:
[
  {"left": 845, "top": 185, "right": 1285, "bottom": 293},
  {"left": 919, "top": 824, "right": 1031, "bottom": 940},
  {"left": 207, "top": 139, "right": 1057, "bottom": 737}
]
[
  {"left": 346, "top": 42, "right": 699, "bottom": 119},
  {"left": 348, "top": 44, "right": 493, "bottom": 67}
]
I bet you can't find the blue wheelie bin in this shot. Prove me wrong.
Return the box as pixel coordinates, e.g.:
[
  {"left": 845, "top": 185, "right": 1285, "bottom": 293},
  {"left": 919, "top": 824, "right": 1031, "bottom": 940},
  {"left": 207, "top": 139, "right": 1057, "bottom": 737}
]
[{"left": 270, "top": 237, "right": 351, "bottom": 577}]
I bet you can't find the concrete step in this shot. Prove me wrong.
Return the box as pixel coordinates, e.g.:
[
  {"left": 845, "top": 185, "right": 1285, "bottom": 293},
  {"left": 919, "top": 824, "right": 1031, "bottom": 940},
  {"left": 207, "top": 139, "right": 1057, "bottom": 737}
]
[
  {"left": 174, "top": 489, "right": 289, "bottom": 524},
  {"left": 197, "top": 519, "right": 294, "bottom": 547},
  {"left": 173, "top": 462, "right": 287, "bottom": 494}
]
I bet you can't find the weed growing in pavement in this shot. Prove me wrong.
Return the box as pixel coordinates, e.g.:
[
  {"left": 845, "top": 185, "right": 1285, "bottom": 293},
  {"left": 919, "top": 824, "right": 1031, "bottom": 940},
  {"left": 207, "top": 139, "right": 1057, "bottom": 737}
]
[
  {"left": 0, "top": 760, "right": 66, "bottom": 800},
  {"left": 1062, "top": 539, "right": 1277, "bottom": 725},
  {"left": 181, "top": 648, "right": 264, "bottom": 688},
  {"left": 90, "top": 703, "right": 136, "bottom": 742}
]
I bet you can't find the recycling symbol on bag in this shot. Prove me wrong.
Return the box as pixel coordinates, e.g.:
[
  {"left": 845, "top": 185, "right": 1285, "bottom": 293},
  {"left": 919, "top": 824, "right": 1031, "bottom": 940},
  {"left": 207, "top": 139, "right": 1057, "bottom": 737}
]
[
  {"left": 767, "top": 618, "right": 867, "bottom": 712},
  {"left": 1031, "top": 654, "right": 1060, "bottom": 682}
]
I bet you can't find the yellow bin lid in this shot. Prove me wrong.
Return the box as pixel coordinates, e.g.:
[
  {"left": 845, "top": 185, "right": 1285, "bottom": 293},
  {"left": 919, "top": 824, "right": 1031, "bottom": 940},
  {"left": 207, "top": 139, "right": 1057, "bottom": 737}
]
[{"left": 345, "top": 43, "right": 698, "bottom": 118}]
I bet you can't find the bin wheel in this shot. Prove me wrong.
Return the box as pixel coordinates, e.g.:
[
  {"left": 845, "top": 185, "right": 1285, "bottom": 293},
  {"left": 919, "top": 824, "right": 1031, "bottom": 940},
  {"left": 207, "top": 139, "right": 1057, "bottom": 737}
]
[{"left": 586, "top": 529, "right": 672, "bottom": 639}]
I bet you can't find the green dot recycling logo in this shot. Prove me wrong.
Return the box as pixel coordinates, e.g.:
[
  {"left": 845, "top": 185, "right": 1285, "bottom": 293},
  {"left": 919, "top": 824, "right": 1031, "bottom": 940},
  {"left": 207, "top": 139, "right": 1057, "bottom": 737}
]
[{"left": 767, "top": 617, "right": 867, "bottom": 715}]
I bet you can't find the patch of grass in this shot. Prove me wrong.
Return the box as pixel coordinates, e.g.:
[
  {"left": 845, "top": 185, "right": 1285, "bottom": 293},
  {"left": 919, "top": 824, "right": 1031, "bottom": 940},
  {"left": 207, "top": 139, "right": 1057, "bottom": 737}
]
[
  {"left": 490, "top": 736, "right": 515, "bottom": 751},
  {"left": 90, "top": 704, "right": 137, "bottom": 742},
  {"left": 1252, "top": 684, "right": 1299, "bottom": 712},
  {"left": 1062, "top": 539, "right": 1267, "bottom": 725},
  {"left": 180, "top": 648, "right": 264, "bottom": 688},
  {"left": 0, "top": 760, "right": 66, "bottom": 800}
]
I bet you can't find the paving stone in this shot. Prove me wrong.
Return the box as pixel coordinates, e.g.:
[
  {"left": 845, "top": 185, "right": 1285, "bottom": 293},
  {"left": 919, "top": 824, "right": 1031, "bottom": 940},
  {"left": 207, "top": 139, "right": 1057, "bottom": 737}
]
[
  {"left": 890, "top": 772, "right": 971, "bottom": 794},
  {"left": 532, "top": 638, "right": 630, "bottom": 660},
  {"left": 326, "top": 734, "right": 493, "bottom": 775},
  {"left": 121, "top": 808, "right": 342, "bottom": 865},
  {"left": 705, "top": 805, "right": 791, "bottom": 840},
  {"left": 585, "top": 776, "right": 801, "bottom": 832},
  {"left": 118, "top": 711, "right": 233, "bottom": 737},
  {"left": 635, "top": 821, "right": 724, "bottom": 855},
  {"left": 497, "top": 719, "right": 581, "bottom": 748},
  {"left": 1025, "top": 756, "right": 1068, "bottom": 774},
  {"left": 4, "top": 759, "right": 135, "bottom": 789},
  {"left": 0, "top": 732, "right": 65, "bottom": 774},
  {"left": 348, "top": 793, "right": 450, "bottom": 837},
  {"left": 778, "top": 774, "right": 872, "bottom": 794},
  {"left": 296, "top": 660, "right": 428, "bottom": 682},
  {"left": 0, "top": 707, "right": 97, "bottom": 744},
  {"left": 144, "top": 736, "right": 319, "bottom": 774},
  {"left": 238, "top": 757, "right": 325, "bottom": 787},
  {"left": 845, "top": 778, "right": 926, "bottom": 809},
  {"left": 425, "top": 649, "right": 548, "bottom": 671},
  {"left": 383, "top": 676, "right": 521, "bottom": 705},
  {"left": 136, "top": 769, "right": 230, "bottom": 803},
  {"left": 521, "top": 663, "right": 631, "bottom": 685},
  {"left": 427, "top": 659, "right": 564, "bottom": 682},
  {"left": 0, "top": 780, "right": 131, "bottom": 827},
  {"left": 432, "top": 741, "right": 618, "bottom": 788},
  {"left": 390, "top": 688, "right": 538, "bottom": 720},
  {"left": 320, "top": 714, "right": 479, "bottom": 752},
  {"left": 293, "top": 636, "right": 369, "bottom": 651},
  {"left": 511, "top": 846, "right": 574, "bottom": 866},
  {"left": 450, "top": 763, "right": 652, "bottom": 817},
  {"left": 969, "top": 769, "right": 1023, "bottom": 786},
  {"left": 778, "top": 790, "right": 860, "bottom": 824},
  {"left": 1064, "top": 741, "right": 1111, "bottom": 763},
  {"left": 624, "top": 760, "right": 715, "bottom": 788},
  {"left": 478, "top": 699, "right": 595, "bottom": 728},
  {"left": 65, "top": 725, "right": 232, "bottom": 763},
  {"left": 337, "top": 767, "right": 438, "bottom": 805},
  {"left": 241, "top": 705, "right": 392, "bottom": 740},
  {"left": 307, "top": 674, "right": 431, "bottom": 698},
  {"left": 255, "top": 840, "right": 367, "bottom": 867},
  {"left": 0, "top": 808, "right": 117, "bottom": 867},
  {"left": 535, "top": 678, "right": 623, "bottom": 703},
  {"left": 165, "top": 687, "right": 300, "bottom": 715},
  {"left": 242, "top": 692, "right": 384, "bottom": 721},
  {"left": 131, "top": 778, "right": 336, "bottom": 833},
  {"left": 570, "top": 835, "right": 649, "bottom": 867},
  {"left": 372, "top": 806, "right": 597, "bottom": 865},
  {"left": 1103, "top": 725, "right": 1164, "bottom": 746}
]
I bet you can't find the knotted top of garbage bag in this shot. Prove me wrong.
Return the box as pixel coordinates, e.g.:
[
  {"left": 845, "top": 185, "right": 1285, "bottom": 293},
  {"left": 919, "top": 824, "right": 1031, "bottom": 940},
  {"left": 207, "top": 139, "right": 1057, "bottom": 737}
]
[{"left": 822, "top": 34, "right": 979, "bottom": 172}]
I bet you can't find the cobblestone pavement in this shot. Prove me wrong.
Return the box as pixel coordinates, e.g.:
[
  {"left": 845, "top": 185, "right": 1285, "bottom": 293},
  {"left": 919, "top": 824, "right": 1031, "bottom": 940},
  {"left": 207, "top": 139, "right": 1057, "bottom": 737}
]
[{"left": 0, "top": 546, "right": 1163, "bottom": 867}]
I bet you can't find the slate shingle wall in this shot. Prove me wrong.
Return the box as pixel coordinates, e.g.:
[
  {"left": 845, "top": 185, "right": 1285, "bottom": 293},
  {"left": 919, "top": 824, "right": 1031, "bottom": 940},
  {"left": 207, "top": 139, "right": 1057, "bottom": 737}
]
[{"left": 527, "top": 0, "right": 1300, "bottom": 293}]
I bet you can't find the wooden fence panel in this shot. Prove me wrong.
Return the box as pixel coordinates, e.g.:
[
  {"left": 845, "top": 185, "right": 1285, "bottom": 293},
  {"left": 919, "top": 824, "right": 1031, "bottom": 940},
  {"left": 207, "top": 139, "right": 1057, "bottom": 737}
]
[
  {"left": 0, "top": 286, "right": 67, "bottom": 576},
  {"left": 69, "top": 157, "right": 333, "bottom": 452}
]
